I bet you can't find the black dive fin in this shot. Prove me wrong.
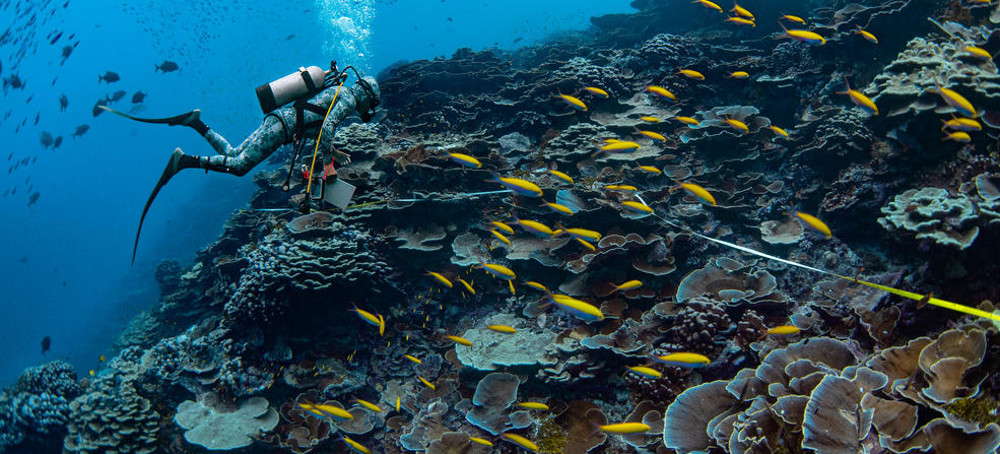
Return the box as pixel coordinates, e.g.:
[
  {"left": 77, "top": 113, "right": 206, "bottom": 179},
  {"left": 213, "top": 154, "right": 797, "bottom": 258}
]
[
  {"left": 99, "top": 105, "right": 197, "bottom": 125},
  {"left": 132, "top": 149, "right": 185, "bottom": 265}
]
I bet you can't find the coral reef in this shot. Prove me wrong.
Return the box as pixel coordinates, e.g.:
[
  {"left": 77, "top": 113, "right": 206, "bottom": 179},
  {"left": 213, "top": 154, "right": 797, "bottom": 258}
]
[
  {"left": 878, "top": 187, "right": 981, "bottom": 249},
  {"left": 174, "top": 394, "right": 279, "bottom": 450},
  {"left": 7, "top": 1, "right": 1000, "bottom": 454},
  {"left": 663, "top": 327, "right": 1000, "bottom": 453},
  {"left": 0, "top": 362, "right": 80, "bottom": 453},
  {"left": 62, "top": 379, "right": 160, "bottom": 454}
]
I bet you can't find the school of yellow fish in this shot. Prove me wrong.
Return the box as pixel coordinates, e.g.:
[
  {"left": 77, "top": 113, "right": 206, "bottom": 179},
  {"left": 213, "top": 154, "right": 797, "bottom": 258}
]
[{"left": 312, "top": 4, "right": 994, "bottom": 452}]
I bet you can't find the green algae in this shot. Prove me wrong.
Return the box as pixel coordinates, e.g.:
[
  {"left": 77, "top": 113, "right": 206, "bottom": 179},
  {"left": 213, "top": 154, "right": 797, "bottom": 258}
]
[
  {"left": 946, "top": 395, "right": 1000, "bottom": 426},
  {"left": 535, "top": 416, "right": 567, "bottom": 454}
]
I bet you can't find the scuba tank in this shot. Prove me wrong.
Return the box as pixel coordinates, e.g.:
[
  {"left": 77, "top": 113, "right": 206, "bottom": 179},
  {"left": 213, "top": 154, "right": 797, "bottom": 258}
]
[{"left": 255, "top": 66, "right": 328, "bottom": 114}]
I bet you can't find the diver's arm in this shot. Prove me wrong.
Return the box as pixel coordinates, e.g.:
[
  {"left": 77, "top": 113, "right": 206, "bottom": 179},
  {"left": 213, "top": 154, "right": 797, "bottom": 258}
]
[{"left": 317, "top": 76, "right": 381, "bottom": 157}]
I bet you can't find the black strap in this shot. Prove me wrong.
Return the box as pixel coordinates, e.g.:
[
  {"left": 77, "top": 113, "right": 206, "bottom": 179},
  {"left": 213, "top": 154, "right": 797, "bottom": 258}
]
[
  {"left": 299, "top": 67, "right": 320, "bottom": 95},
  {"left": 292, "top": 99, "right": 327, "bottom": 140}
]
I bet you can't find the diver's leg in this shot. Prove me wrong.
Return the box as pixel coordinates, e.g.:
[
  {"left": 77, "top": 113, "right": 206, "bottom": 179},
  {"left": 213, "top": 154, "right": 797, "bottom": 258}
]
[
  {"left": 203, "top": 113, "right": 289, "bottom": 157},
  {"left": 203, "top": 130, "right": 236, "bottom": 156}
]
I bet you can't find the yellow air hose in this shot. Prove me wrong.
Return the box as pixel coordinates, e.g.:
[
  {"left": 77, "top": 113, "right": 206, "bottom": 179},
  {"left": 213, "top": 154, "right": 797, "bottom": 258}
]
[{"left": 305, "top": 71, "right": 349, "bottom": 197}]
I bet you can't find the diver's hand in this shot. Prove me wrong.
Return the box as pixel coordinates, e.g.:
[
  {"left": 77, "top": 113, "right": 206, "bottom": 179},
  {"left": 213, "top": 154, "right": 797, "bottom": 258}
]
[{"left": 334, "top": 150, "right": 352, "bottom": 165}]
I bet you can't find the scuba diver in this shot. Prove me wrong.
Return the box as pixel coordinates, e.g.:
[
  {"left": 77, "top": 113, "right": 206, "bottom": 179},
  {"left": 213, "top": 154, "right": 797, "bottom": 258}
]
[{"left": 101, "top": 62, "right": 381, "bottom": 264}]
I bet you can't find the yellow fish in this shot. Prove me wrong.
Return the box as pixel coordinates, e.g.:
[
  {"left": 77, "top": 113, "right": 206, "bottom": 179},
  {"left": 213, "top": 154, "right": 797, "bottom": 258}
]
[
  {"left": 767, "top": 325, "right": 801, "bottom": 335},
  {"left": 767, "top": 125, "right": 790, "bottom": 138},
  {"left": 426, "top": 271, "right": 453, "bottom": 288},
  {"left": 548, "top": 169, "right": 574, "bottom": 184},
  {"left": 725, "top": 16, "right": 755, "bottom": 27},
  {"left": 404, "top": 354, "right": 422, "bottom": 365},
  {"left": 418, "top": 376, "right": 436, "bottom": 390},
  {"left": 677, "top": 68, "right": 705, "bottom": 80},
  {"left": 98, "top": 355, "right": 106, "bottom": 362},
  {"left": 343, "top": 436, "right": 371, "bottom": 454},
  {"left": 457, "top": 278, "right": 476, "bottom": 295},
  {"left": 488, "top": 324, "right": 517, "bottom": 334},
  {"left": 723, "top": 116, "right": 749, "bottom": 133},
  {"left": 677, "top": 181, "right": 717, "bottom": 205},
  {"left": 548, "top": 294, "right": 605, "bottom": 322},
  {"left": 395, "top": 397, "right": 401, "bottom": 412},
  {"left": 488, "top": 173, "right": 544, "bottom": 197},
  {"left": 942, "top": 131, "right": 971, "bottom": 143},
  {"left": 795, "top": 211, "right": 832, "bottom": 237},
  {"left": 542, "top": 201, "right": 574, "bottom": 216},
  {"left": 491, "top": 229, "right": 512, "bottom": 245},
  {"left": 299, "top": 404, "right": 327, "bottom": 418},
  {"left": 656, "top": 352, "right": 711, "bottom": 368},
  {"left": 469, "top": 437, "right": 494, "bottom": 447},
  {"left": 491, "top": 221, "right": 514, "bottom": 234},
  {"left": 447, "top": 152, "right": 482, "bottom": 168},
  {"left": 553, "top": 223, "right": 601, "bottom": 242},
  {"left": 611, "top": 279, "right": 643, "bottom": 293},
  {"left": 778, "top": 23, "right": 825, "bottom": 45},
  {"left": 312, "top": 403, "right": 355, "bottom": 420},
  {"left": 447, "top": 335, "right": 473, "bottom": 346},
  {"left": 584, "top": 86, "right": 609, "bottom": 98},
  {"left": 675, "top": 116, "right": 701, "bottom": 127},
  {"left": 853, "top": 27, "right": 877, "bottom": 44},
  {"left": 599, "top": 423, "right": 652, "bottom": 434},
  {"left": 779, "top": 12, "right": 806, "bottom": 24},
  {"left": 930, "top": 83, "right": 977, "bottom": 118},
  {"left": 727, "top": 71, "right": 750, "bottom": 79},
  {"left": 621, "top": 200, "right": 653, "bottom": 214},
  {"left": 514, "top": 219, "right": 555, "bottom": 237},
  {"left": 577, "top": 238, "right": 596, "bottom": 251},
  {"left": 88, "top": 370, "right": 95, "bottom": 376},
  {"left": 556, "top": 93, "right": 588, "bottom": 111},
  {"left": 941, "top": 117, "right": 982, "bottom": 132},
  {"left": 964, "top": 46, "right": 993, "bottom": 61},
  {"left": 839, "top": 77, "right": 878, "bottom": 115},
  {"left": 691, "top": 0, "right": 723, "bottom": 12},
  {"left": 503, "top": 433, "right": 539, "bottom": 452},
  {"left": 640, "top": 116, "right": 661, "bottom": 123},
  {"left": 646, "top": 85, "right": 677, "bottom": 101},
  {"left": 354, "top": 398, "right": 382, "bottom": 413},
  {"left": 634, "top": 128, "right": 667, "bottom": 142},
  {"left": 524, "top": 281, "right": 549, "bottom": 292},
  {"left": 638, "top": 165, "right": 662, "bottom": 175},
  {"left": 478, "top": 260, "right": 517, "bottom": 280},
  {"left": 378, "top": 314, "right": 385, "bottom": 336},
  {"left": 351, "top": 304, "right": 384, "bottom": 329},
  {"left": 731, "top": 2, "right": 754, "bottom": 19},
  {"left": 626, "top": 366, "right": 662, "bottom": 379},
  {"left": 517, "top": 402, "right": 549, "bottom": 411},
  {"left": 605, "top": 184, "right": 638, "bottom": 192},
  {"left": 599, "top": 140, "right": 642, "bottom": 152}
]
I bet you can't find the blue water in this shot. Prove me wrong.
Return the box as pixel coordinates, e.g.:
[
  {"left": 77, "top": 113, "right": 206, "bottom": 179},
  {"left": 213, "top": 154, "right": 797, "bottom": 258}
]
[{"left": 0, "top": 0, "right": 635, "bottom": 385}]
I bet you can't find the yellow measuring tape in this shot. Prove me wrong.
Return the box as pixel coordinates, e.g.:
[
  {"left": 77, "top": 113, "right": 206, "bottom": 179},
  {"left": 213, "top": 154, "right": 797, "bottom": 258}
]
[
  {"left": 305, "top": 71, "right": 349, "bottom": 196},
  {"left": 639, "top": 202, "right": 1000, "bottom": 323}
]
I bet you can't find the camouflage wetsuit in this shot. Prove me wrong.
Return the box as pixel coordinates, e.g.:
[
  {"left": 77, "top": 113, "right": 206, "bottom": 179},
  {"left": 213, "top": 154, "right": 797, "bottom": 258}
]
[{"left": 192, "top": 76, "right": 380, "bottom": 176}]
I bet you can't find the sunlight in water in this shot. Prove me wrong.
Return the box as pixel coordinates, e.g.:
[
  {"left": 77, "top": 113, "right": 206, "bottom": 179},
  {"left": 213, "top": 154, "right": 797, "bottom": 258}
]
[{"left": 318, "top": 0, "right": 374, "bottom": 70}]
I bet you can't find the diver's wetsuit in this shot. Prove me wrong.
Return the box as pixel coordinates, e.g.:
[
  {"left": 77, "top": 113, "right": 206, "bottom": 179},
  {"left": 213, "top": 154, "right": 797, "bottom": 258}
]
[
  {"left": 126, "top": 75, "right": 380, "bottom": 265},
  {"left": 190, "top": 76, "right": 380, "bottom": 176}
]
